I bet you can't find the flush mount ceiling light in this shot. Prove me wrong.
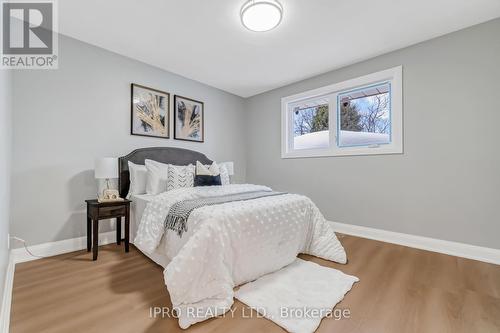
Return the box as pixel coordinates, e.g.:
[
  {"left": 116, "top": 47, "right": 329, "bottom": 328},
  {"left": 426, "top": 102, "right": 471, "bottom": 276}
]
[{"left": 241, "top": 0, "right": 283, "bottom": 32}]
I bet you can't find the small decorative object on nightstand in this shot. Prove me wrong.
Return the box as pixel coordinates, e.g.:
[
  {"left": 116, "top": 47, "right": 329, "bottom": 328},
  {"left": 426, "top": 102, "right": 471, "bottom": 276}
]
[{"left": 85, "top": 199, "right": 131, "bottom": 261}]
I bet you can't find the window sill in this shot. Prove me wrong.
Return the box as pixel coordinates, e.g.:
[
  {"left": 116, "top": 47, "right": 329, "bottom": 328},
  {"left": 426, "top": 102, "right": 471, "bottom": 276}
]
[{"left": 281, "top": 145, "right": 403, "bottom": 158}]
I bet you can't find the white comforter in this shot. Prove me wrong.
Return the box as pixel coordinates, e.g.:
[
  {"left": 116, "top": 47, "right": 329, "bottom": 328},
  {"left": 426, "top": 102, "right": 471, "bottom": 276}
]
[{"left": 134, "top": 184, "right": 347, "bottom": 329}]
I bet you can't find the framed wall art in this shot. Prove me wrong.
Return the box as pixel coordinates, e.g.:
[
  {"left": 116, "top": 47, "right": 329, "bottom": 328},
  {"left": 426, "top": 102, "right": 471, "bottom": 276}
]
[
  {"left": 174, "top": 95, "right": 204, "bottom": 142},
  {"left": 131, "top": 84, "right": 170, "bottom": 139}
]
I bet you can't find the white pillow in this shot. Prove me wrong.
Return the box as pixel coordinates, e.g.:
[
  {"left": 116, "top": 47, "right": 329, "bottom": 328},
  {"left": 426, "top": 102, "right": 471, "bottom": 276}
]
[
  {"left": 167, "top": 164, "right": 195, "bottom": 191},
  {"left": 196, "top": 161, "right": 220, "bottom": 176},
  {"left": 219, "top": 164, "right": 230, "bottom": 185},
  {"left": 126, "top": 161, "right": 148, "bottom": 199},
  {"left": 145, "top": 159, "right": 169, "bottom": 195}
]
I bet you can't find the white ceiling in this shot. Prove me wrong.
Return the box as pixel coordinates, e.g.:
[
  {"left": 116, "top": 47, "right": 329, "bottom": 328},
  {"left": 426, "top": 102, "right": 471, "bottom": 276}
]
[{"left": 59, "top": 0, "right": 500, "bottom": 98}]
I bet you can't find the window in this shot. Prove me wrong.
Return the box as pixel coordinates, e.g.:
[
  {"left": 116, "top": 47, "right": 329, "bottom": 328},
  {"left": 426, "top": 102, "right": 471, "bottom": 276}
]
[
  {"left": 337, "top": 82, "right": 391, "bottom": 148},
  {"left": 282, "top": 66, "right": 402, "bottom": 158},
  {"left": 290, "top": 96, "right": 329, "bottom": 150}
]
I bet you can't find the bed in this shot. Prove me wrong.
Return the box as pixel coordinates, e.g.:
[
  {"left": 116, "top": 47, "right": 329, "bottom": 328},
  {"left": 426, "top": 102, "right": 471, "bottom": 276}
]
[
  {"left": 119, "top": 147, "right": 348, "bottom": 329},
  {"left": 129, "top": 193, "right": 170, "bottom": 266}
]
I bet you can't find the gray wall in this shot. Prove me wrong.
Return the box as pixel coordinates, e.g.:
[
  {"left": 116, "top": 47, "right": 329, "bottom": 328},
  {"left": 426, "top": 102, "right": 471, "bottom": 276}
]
[
  {"left": 10, "top": 19, "right": 500, "bottom": 250},
  {"left": 244, "top": 19, "right": 500, "bottom": 249},
  {"left": 11, "top": 35, "right": 247, "bottom": 246},
  {"left": 0, "top": 70, "right": 12, "bottom": 302}
]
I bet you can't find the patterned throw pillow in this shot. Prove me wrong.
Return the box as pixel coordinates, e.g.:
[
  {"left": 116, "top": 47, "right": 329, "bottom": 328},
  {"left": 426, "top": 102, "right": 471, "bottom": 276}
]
[
  {"left": 196, "top": 161, "right": 230, "bottom": 185},
  {"left": 167, "top": 164, "right": 195, "bottom": 191},
  {"left": 196, "top": 161, "right": 220, "bottom": 176}
]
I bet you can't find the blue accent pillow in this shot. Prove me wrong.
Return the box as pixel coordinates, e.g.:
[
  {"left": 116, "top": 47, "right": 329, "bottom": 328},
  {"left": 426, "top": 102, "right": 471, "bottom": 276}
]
[{"left": 194, "top": 174, "right": 222, "bottom": 187}]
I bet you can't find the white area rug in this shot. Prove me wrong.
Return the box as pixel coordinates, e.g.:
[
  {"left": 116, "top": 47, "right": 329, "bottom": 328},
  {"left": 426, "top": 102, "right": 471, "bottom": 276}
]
[{"left": 235, "top": 259, "right": 359, "bottom": 333}]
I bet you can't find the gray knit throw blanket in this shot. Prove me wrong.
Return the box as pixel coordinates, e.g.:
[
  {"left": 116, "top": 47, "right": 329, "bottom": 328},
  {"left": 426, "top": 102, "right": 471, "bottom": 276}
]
[{"left": 165, "top": 190, "right": 287, "bottom": 237}]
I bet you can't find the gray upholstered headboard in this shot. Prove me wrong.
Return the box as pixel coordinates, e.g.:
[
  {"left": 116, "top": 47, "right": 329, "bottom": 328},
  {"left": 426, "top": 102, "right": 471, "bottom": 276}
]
[{"left": 118, "top": 147, "right": 212, "bottom": 198}]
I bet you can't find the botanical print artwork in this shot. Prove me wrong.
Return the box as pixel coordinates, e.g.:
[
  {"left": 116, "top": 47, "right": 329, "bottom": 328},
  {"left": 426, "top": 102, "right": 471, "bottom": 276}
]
[
  {"left": 174, "top": 95, "right": 204, "bottom": 142},
  {"left": 131, "top": 84, "right": 170, "bottom": 138}
]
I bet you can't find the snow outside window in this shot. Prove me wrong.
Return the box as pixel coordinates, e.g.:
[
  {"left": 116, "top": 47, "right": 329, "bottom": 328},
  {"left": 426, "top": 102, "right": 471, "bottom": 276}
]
[
  {"left": 281, "top": 66, "right": 402, "bottom": 158},
  {"left": 291, "top": 97, "right": 329, "bottom": 150},
  {"left": 337, "top": 82, "right": 391, "bottom": 148}
]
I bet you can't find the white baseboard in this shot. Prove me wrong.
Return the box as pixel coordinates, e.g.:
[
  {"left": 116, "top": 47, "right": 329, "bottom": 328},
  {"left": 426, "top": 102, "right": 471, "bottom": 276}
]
[
  {"left": 0, "top": 254, "right": 15, "bottom": 333},
  {"left": 331, "top": 221, "right": 500, "bottom": 265},
  {"left": 11, "top": 231, "right": 119, "bottom": 264}
]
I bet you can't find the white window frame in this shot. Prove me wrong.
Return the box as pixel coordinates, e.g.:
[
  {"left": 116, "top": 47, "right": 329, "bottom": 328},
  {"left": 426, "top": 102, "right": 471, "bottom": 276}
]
[{"left": 281, "top": 66, "right": 403, "bottom": 158}]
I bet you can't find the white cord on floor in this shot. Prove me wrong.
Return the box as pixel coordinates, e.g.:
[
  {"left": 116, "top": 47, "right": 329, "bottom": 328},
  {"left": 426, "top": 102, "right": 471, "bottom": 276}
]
[{"left": 10, "top": 236, "right": 47, "bottom": 259}]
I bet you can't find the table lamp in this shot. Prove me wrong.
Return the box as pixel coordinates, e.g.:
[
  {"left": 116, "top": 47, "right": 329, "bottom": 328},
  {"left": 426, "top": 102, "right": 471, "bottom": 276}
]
[{"left": 94, "top": 157, "right": 121, "bottom": 202}]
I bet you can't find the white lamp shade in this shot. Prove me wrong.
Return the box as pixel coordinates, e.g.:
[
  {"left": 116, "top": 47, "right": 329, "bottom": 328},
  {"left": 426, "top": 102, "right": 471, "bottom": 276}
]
[
  {"left": 221, "top": 161, "right": 234, "bottom": 176},
  {"left": 94, "top": 157, "right": 118, "bottom": 179}
]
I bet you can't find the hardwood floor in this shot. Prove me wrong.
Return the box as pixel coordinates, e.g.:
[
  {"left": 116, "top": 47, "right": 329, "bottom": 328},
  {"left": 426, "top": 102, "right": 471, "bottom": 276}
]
[{"left": 10, "top": 235, "right": 500, "bottom": 333}]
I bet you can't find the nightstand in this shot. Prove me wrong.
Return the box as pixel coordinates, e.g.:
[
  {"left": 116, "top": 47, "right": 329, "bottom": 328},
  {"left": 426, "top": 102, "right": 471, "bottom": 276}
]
[{"left": 85, "top": 199, "right": 132, "bottom": 260}]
